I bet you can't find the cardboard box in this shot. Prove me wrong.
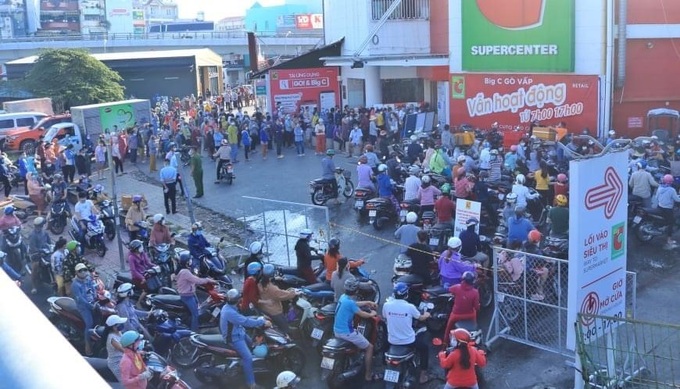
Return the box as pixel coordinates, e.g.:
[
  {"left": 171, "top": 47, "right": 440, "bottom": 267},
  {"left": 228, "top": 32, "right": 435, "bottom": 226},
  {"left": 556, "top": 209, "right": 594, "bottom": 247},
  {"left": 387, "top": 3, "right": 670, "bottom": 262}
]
[
  {"left": 454, "top": 132, "right": 475, "bottom": 146},
  {"left": 533, "top": 127, "right": 557, "bottom": 142},
  {"left": 121, "top": 194, "right": 148, "bottom": 211}
]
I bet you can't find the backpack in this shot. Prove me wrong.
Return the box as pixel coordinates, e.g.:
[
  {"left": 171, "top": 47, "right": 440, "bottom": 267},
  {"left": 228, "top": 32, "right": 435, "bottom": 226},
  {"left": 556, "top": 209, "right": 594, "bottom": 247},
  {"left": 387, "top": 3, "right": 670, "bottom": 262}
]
[{"left": 241, "top": 130, "right": 251, "bottom": 146}]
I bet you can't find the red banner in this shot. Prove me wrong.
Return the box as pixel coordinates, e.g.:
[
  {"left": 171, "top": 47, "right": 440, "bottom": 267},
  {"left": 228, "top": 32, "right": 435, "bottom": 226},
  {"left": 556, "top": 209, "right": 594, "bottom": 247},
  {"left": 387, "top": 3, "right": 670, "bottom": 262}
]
[
  {"left": 450, "top": 73, "right": 599, "bottom": 132},
  {"left": 268, "top": 67, "right": 340, "bottom": 114}
]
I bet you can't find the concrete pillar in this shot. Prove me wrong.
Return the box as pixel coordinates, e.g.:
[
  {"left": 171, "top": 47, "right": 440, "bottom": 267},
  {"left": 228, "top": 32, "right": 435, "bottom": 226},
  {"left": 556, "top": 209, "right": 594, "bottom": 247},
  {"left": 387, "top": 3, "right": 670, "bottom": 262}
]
[{"left": 364, "top": 66, "right": 382, "bottom": 107}]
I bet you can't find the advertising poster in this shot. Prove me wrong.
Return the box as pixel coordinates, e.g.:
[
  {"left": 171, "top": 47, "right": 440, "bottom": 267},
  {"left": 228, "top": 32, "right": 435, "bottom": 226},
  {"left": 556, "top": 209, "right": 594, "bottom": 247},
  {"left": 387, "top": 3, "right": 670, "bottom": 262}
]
[
  {"left": 100, "top": 103, "right": 136, "bottom": 133},
  {"left": 462, "top": 0, "right": 575, "bottom": 72},
  {"left": 268, "top": 67, "right": 340, "bottom": 115},
  {"left": 106, "top": 0, "right": 134, "bottom": 34},
  {"left": 450, "top": 73, "right": 599, "bottom": 132},
  {"left": 295, "top": 14, "right": 323, "bottom": 29},
  {"left": 454, "top": 199, "right": 481, "bottom": 237},
  {"left": 566, "top": 151, "right": 628, "bottom": 350}
]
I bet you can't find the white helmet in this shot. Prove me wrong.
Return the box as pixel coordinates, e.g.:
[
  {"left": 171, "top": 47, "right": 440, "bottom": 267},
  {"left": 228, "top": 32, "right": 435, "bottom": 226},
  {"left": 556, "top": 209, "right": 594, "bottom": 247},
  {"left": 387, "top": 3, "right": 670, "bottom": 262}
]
[
  {"left": 152, "top": 214, "right": 164, "bottom": 224},
  {"left": 318, "top": 118, "right": 324, "bottom": 123},
  {"left": 117, "top": 283, "right": 134, "bottom": 299},
  {"left": 406, "top": 212, "right": 418, "bottom": 224},
  {"left": 421, "top": 175, "right": 431, "bottom": 184},
  {"left": 447, "top": 237, "right": 462, "bottom": 249},
  {"left": 515, "top": 174, "right": 526, "bottom": 185},
  {"left": 409, "top": 166, "right": 420, "bottom": 175},
  {"left": 299, "top": 229, "right": 313, "bottom": 239},
  {"left": 378, "top": 164, "right": 388, "bottom": 172},
  {"left": 249, "top": 241, "right": 263, "bottom": 255},
  {"left": 506, "top": 192, "right": 518, "bottom": 204},
  {"left": 608, "top": 130, "right": 616, "bottom": 136},
  {"left": 457, "top": 155, "right": 466, "bottom": 163},
  {"left": 276, "top": 371, "right": 300, "bottom": 389}
]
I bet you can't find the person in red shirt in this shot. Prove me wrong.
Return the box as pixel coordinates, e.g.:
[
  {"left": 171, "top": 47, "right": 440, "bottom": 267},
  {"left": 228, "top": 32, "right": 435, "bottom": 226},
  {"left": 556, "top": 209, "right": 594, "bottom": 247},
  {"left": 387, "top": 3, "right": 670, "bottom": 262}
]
[
  {"left": 553, "top": 173, "right": 569, "bottom": 200},
  {"left": 443, "top": 271, "right": 480, "bottom": 345},
  {"left": 434, "top": 184, "right": 455, "bottom": 225},
  {"left": 439, "top": 328, "right": 487, "bottom": 389},
  {"left": 240, "top": 262, "right": 262, "bottom": 314}
]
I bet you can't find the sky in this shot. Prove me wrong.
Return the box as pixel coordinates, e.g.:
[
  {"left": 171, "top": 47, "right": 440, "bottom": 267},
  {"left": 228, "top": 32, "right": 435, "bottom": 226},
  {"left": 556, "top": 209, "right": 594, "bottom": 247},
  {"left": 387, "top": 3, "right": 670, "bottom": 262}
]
[{"left": 174, "top": 0, "right": 286, "bottom": 21}]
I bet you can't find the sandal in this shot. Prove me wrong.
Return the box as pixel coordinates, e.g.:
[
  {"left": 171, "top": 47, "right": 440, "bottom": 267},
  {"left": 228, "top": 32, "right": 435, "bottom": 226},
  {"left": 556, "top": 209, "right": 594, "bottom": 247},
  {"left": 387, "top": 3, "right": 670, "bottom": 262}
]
[{"left": 365, "top": 373, "right": 383, "bottom": 382}]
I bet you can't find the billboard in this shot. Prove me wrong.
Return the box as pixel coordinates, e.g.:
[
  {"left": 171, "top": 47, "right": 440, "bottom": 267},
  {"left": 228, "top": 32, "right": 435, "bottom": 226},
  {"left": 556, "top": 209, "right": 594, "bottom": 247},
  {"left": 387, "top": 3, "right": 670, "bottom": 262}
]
[
  {"left": 449, "top": 73, "right": 599, "bottom": 132},
  {"left": 268, "top": 67, "right": 340, "bottom": 115},
  {"left": 295, "top": 14, "right": 323, "bottom": 29},
  {"left": 566, "top": 151, "right": 628, "bottom": 350},
  {"left": 461, "top": 0, "right": 575, "bottom": 72},
  {"left": 100, "top": 103, "right": 136, "bottom": 133},
  {"left": 106, "top": 0, "right": 134, "bottom": 34}
]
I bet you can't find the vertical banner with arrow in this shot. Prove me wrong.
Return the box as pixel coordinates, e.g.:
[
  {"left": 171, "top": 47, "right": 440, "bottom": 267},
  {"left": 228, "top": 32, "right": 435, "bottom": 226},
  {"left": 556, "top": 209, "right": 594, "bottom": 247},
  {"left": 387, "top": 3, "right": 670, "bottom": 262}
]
[{"left": 566, "top": 151, "right": 628, "bottom": 350}]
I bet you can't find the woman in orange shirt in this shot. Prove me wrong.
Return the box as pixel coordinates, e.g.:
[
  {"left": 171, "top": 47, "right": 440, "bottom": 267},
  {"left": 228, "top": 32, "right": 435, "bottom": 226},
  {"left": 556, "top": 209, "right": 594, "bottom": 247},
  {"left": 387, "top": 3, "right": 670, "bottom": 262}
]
[
  {"left": 439, "top": 328, "right": 487, "bottom": 389},
  {"left": 323, "top": 238, "right": 364, "bottom": 282}
]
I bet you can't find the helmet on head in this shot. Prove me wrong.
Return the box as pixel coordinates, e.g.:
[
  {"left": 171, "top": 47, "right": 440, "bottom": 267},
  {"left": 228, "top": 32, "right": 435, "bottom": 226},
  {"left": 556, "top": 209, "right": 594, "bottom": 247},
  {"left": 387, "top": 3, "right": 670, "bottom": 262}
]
[
  {"left": 4, "top": 206, "right": 14, "bottom": 215},
  {"left": 299, "top": 229, "right": 313, "bottom": 239},
  {"left": 105, "top": 315, "right": 128, "bottom": 328},
  {"left": 609, "top": 130, "right": 616, "bottom": 136},
  {"left": 129, "top": 240, "right": 143, "bottom": 251},
  {"left": 120, "top": 331, "right": 142, "bottom": 348},
  {"left": 53, "top": 173, "right": 63, "bottom": 181},
  {"left": 132, "top": 195, "right": 143, "bottom": 203},
  {"left": 490, "top": 149, "right": 499, "bottom": 155},
  {"left": 421, "top": 175, "right": 431, "bottom": 184},
  {"left": 515, "top": 174, "right": 526, "bottom": 185},
  {"left": 528, "top": 229, "right": 542, "bottom": 243},
  {"left": 328, "top": 238, "right": 340, "bottom": 250},
  {"left": 318, "top": 118, "right": 324, "bottom": 123},
  {"left": 557, "top": 173, "right": 567, "bottom": 183},
  {"left": 66, "top": 240, "right": 80, "bottom": 252},
  {"left": 93, "top": 184, "right": 104, "bottom": 193},
  {"left": 409, "top": 166, "right": 420, "bottom": 175},
  {"left": 555, "top": 194, "right": 568, "bottom": 207},
  {"left": 465, "top": 218, "right": 479, "bottom": 227},
  {"left": 637, "top": 160, "right": 647, "bottom": 170},
  {"left": 262, "top": 264, "right": 276, "bottom": 278},
  {"left": 462, "top": 271, "right": 476, "bottom": 284},
  {"left": 457, "top": 155, "right": 466, "bottom": 163},
  {"left": 153, "top": 214, "right": 164, "bottom": 224},
  {"left": 440, "top": 183, "right": 451, "bottom": 195},
  {"left": 406, "top": 212, "right": 418, "bottom": 224},
  {"left": 34, "top": 217, "right": 46, "bottom": 227},
  {"left": 505, "top": 192, "right": 518, "bottom": 205},
  {"left": 276, "top": 371, "right": 300, "bottom": 389},
  {"left": 221, "top": 139, "right": 229, "bottom": 146},
  {"left": 663, "top": 174, "right": 674, "bottom": 185},
  {"left": 510, "top": 145, "right": 518, "bottom": 152},
  {"left": 226, "top": 289, "right": 241, "bottom": 304},
  {"left": 249, "top": 241, "right": 263, "bottom": 255},
  {"left": 178, "top": 252, "right": 192, "bottom": 267},
  {"left": 447, "top": 237, "right": 462, "bottom": 250},
  {"left": 451, "top": 328, "right": 472, "bottom": 344},
  {"left": 344, "top": 277, "right": 359, "bottom": 294},
  {"left": 326, "top": 149, "right": 335, "bottom": 156},
  {"left": 393, "top": 282, "right": 409, "bottom": 299},
  {"left": 247, "top": 262, "right": 263, "bottom": 276},
  {"left": 117, "top": 282, "right": 134, "bottom": 299},
  {"left": 378, "top": 164, "right": 388, "bottom": 172}
]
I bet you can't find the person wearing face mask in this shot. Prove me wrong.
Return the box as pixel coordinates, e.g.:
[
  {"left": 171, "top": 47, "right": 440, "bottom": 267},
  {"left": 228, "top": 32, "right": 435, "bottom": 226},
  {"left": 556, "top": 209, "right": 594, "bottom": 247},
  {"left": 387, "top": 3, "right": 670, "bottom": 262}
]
[
  {"left": 149, "top": 213, "right": 174, "bottom": 249},
  {"left": 127, "top": 239, "right": 154, "bottom": 308},
  {"left": 71, "top": 262, "right": 97, "bottom": 355},
  {"left": 176, "top": 252, "right": 213, "bottom": 331},
  {"left": 187, "top": 222, "right": 210, "bottom": 269},
  {"left": 74, "top": 190, "right": 99, "bottom": 243},
  {"left": 119, "top": 330, "right": 153, "bottom": 389},
  {"left": 125, "top": 195, "right": 146, "bottom": 241},
  {"left": 104, "top": 315, "right": 128, "bottom": 381},
  {"left": 417, "top": 175, "right": 441, "bottom": 213}
]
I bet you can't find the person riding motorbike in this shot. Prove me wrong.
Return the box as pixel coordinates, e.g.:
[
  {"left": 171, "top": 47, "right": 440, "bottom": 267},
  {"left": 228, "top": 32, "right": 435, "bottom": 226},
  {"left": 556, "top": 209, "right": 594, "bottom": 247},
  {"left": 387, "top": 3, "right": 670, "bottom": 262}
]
[
  {"left": 403, "top": 166, "right": 422, "bottom": 202},
  {"left": 488, "top": 149, "right": 503, "bottom": 183},
  {"left": 443, "top": 271, "right": 480, "bottom": 345},
  {"left": 406, "top": 230, "right": 436, "bottom": 285},
  {"left": 406, "top": 135, "right": 423, "bottom": 165},
  {"left": 474, "top": 170, "right": 497, "bottom": 228},
  {"left": 116, "top": 282, "right": 151, "bottom": 340},
  {"left": 417, "top": 175, "right": 441, "bottom": 213},
  {"left": 243, "top": 241, "right": 265, "bottom": 278},
  {"left": 356, "top": 155, "right": 376, "bottom": 192},
  {"left": 124, "top": 195, "right": 146, "bottom": 241},
  {"left": 257, "top": 264, "right": 299, "bottom": 335},
  {"left": 459, "top": 218, "right": 489, "bottom": 267},
  {"left": 149, "top": 214, "right": 174, "bottom": 258},
  {"left": 92, "top": 184, "right": 110, "bottom": 203},
  {"left": 71, "top": 262, "right": 97, "bottom": 355},
  {"left": 74, "top": 191, "right": 99, "bottom": 243},
  {"left": 629, "top": 160, "right": 658, "bottom": 209},
  {"left": 385, "top": 151, "right": 402, "bottom": 183},
  {"left": 241, "top": 261, "right": 263, "bottom": 313},
  {"left": 522, "top": 230, "right": 550, "bottom": 301},
  {"left": 219, "top": 289, "right": 271, "bottom": 389},
  {"left": 438, "top": 237, "right": 477, "bottom": 288},
  {"left": 275, "top": 371, "right": 301, "bottom": 389},
  {"left": 119, "top": 330, "right": 153, "bottom": 388},
  {"left": 439, "top": 328, "right": 487, "bottom": 389},
  {"left": 501, "top": 193, "right": 518, "bottom": 226},
  {"left": 294, "top": 229, "right": 321, "bottom": 284},
  {"left": 435, "top": 183, "right": 455, "bottom": 225},
  {"left": 50, "top": 173, "right": 68, "bottom": 203},
  {"left": 383, "top": 282, "right": 432, "bottom": 385},
  {"left": 507, "top": 206, "right": 535, "bottom": 249},
  {"left": 187, "top": 222, "right": 211, "bottom": 269},
  {"left": 0, "top": 205, "right": 21, "bottom": 231},
  {"left": 176, "top": 251, "right": 213, "bottom": 331},
  {"left": 61, "top": 240, "right": 92, "bottom": 296},
  {"left": 511, "top": 174, "right": 540, "bottom": 209},
  {"left": 429, "top": 145, "right": 452, "bottom": 178},
  {"left": 323, "top": 238, "right": 364, "bottom": 281},
  {"left": 213, "top": 139, "right": 232, "bottom": 183},
  {"left": 28, "top": 216, "right": 52, "bottom": 294},
  {"left": 657, "top": 174, "right": 680, "bottom": 249},
  {"left": 104, "top": 314, "right": 127, "bottom": 381},
  {"left": 377, "top": 163, "right": 399, "bottom": 213},
  {"left": 553, "top": 173, "right": 569, "bottom": 199},
  {"left": 320, "top": 148, "right": 339, "bottom": 201},
  {"left": 548, "top": 194, "right": 570, "bottom": 238},
  {"left": 334, "top": 277, "right": 380, "bottom": 383},
  {"left": 395, "top": 212, "right": 421, "bottom": 254},
  {"left": 504, "top": 145, "right": 519, "bottom": 172},
  {"left": 127, "top": 239, "right": 155, "bottom": 308}
]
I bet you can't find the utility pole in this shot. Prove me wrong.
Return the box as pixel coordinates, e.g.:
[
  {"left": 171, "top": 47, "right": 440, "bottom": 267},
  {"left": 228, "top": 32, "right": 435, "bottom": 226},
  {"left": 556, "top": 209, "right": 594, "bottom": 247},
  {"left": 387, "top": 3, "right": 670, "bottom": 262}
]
[
  {"left": 175, "top": 151, "right": 195, "bottom": 224},
  {"left": 107, "top": 137, "right": 126, "bottom": 270}
]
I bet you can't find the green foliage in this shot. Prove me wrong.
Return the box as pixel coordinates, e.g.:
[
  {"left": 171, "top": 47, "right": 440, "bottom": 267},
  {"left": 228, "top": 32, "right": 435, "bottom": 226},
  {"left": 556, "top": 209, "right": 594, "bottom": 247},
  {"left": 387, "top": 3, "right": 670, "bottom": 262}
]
[{"left": 22, "top": 48, "right": 125, "bottom": 112}]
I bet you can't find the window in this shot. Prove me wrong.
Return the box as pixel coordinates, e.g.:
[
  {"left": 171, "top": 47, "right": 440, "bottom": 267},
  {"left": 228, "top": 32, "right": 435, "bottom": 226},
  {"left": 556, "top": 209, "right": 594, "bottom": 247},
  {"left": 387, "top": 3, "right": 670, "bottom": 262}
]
[
  {"left": 380, "top": 79, "right": 424, "bottom": 104},
  {"left": 0, "top": 119, "right": 14, "bottom": 130},
  {"left": 371, "top": 0, "right": 429, "bottom": 21},
  {"left": 16, "top": 118, "right": 35, "bottom": 127}
]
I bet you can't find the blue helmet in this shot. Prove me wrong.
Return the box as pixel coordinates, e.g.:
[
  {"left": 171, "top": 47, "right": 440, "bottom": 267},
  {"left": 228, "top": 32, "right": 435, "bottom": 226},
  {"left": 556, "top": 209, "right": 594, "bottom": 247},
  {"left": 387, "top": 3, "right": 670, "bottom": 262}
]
[
  {"left": 3, "top": 206, "right": 14, "bottom": 215},
  {"left": 120, "top": 330, "right": 142, "bottom": 348},
  {"left": 178, "top": 252, "right": 192, "bottom": 267},
  {"left": 262, "top": 264, "right": 276, "bottom": 277},
  {"left": 636, "top": 160, "right": 647, "bottom": 170},
  {"left": 393, "top": 282, "right": 409, "bottom": 299},
  {"left": 247, "top": 262, "right": 263, "bottom": 276}
]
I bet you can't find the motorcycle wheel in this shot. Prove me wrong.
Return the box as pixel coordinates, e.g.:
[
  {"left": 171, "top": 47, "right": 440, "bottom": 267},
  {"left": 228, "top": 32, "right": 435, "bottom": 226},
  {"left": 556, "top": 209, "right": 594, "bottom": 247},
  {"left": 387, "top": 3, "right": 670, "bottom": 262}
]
[
  {"left": 105, "top": 223, "right": 116, "bottom": 241},
  {"left": 372, "top": 217, "right": 386, "bottom": 230},
  {"left": 500, "top": 297, "right": 523, "bottom": 323},
  {"left": 96, "top": 241, "right": 107, "bottom": 257},
  {"left": 343, "top": 180, "right": 355, "bottom": 198},
  {"left": 193, "top": 354, "right": 222, "bottom": 385},
  {"left": 634, "top": 222, "right": 656, "bottom": 243},
  {"left": 49, "top": 220, "right": 66, "bottom": 235},
  {"left": 311, "top": 189, "right": 326, "bottom": 206},
  {"left": 375, "top": 321, "right": 388, "bottom": 353},
  {"left": 478, "top": 282, "right": 494, "bottom": 309},
  {"left": 227, "top": 174, "right": 233, "bottom": 185},
  {"left": 279, "top": 345, "right": 306, "bottom": 375},
  {"left": 171, "top": 337, "right": 201, "bottom": 368}
]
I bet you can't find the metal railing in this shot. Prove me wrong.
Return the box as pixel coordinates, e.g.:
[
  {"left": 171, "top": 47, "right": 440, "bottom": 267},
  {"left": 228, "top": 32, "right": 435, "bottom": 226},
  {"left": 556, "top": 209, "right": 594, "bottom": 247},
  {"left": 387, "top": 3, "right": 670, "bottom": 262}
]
[{"left": 371, "top": 0, "right": 430, "bottom": 20}]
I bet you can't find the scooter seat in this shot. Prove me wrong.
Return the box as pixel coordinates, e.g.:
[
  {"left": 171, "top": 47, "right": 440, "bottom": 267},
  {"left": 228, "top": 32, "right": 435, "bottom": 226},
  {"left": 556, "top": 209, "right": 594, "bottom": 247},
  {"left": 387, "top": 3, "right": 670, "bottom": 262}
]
[
  {"left": 305, "top": 282, "right": 333, "bottom": 292},
  {"left": 159, "top": 287, "right": 178, "bottom": 295},
  {"left": 149, "top": 294, "right": 185, "bottom": 308},
  {"left": 367, "top": 197, "right": 391, "bottom": 204},
  {"left": 12, "top": 195, "right": 31, "bottom": 202},
  {"left": 324, "top": 337, "right": 351, "bottom": 349},
  {"left": 385, "top": 345, "right": 414, "bottom": 358},
  {"left": 278, "top": 266, "right": 299, "bottom": 276},
  {"left": 642, "top": 207, "right": 664, "bottom": 216},
  {"left": 455, "top": 320, "right": 478, "bottom": 333},
  {"left": 422, "top": 211, "right": 435, "bottom": 219},
  {"left": 116, "top": 271, "right": 133, "bottom": 284},
  {"left": 395, "top": 274, "right": 424, "bottom": 285},
  {"left": 423, "top": 286, "right": 447, "bottom": 295},
  {"left": 195, "top": 334, "right": 229, "bottom": 349},
  {"left": 320, "top": 302, "right": 337, "bottom": 316},
  {"left": 54, "top": 297, "right": 81, "bottom": 318}
]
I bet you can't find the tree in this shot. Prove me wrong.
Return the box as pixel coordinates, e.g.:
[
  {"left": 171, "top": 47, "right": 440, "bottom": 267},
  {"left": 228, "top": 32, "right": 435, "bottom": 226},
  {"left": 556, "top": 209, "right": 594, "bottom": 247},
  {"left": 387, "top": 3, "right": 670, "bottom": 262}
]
[{"left": 22, "top": 48, "right": 125, "bottom": 112}]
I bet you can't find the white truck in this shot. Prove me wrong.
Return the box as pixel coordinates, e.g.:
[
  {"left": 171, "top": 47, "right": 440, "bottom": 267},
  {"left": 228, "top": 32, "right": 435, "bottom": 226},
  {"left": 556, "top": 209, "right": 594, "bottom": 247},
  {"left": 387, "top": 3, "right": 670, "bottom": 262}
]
[{"left": 69, "top": 99, "right": 152, "bottom": 138}]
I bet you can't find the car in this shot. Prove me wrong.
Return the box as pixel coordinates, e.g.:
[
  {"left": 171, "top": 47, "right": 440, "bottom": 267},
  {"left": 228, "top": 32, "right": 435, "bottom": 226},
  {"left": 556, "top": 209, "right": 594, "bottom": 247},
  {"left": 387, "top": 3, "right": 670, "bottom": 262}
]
[{"left": 3, "top": 113, "right": 72, "bottom": 154}]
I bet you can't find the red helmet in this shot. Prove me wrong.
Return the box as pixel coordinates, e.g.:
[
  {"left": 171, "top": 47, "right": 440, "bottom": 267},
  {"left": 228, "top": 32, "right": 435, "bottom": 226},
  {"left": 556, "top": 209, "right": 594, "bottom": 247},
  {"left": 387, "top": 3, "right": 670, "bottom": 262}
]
[
  {"left": 528, "top": 229, "right": 542, "bottom": 243},
  {"left": 557, "top": 173, "right": 567, "bottom": 183},
  {"left": 450, "top": 328, "right": 472, "bottom": 344},
  {"left": 663, "top": 174, "right": 674, "bottom": 185}
]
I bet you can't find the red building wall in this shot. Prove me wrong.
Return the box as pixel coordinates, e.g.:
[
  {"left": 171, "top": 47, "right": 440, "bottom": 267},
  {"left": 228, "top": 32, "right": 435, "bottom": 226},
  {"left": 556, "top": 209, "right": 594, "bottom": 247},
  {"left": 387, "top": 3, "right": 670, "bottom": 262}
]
[{"left": 429, "top": 0, "right": 449, "bottom": 54}]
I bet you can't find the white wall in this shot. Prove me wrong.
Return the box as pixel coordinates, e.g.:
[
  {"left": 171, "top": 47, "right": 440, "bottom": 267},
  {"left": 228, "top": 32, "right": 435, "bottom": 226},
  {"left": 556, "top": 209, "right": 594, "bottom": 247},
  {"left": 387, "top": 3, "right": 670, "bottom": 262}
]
[
  {"left": 367, "top": 20, "right": 431, "bottom": 56},
  {"left": 380, "top": 66, "right": 417, "bottom": 79},
  {"left": 323, "top": 0, "right": 369, "bottom": 55}
]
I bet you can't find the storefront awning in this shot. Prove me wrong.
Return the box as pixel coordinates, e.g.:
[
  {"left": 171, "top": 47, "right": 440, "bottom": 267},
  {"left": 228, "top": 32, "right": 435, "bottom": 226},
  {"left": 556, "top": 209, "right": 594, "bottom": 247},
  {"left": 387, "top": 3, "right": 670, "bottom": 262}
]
[
  {"left": 320, "top": 53, "right": 448, "bottom": 68},
  {"left": 249, "top": 39, "right": 344, "bottom": 79}
]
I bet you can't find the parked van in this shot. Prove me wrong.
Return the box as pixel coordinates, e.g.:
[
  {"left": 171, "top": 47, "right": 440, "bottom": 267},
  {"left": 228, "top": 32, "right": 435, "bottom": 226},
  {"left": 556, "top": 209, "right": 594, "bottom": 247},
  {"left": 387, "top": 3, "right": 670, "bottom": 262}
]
[{"left": 0, "top": 112, "right": 49, "bottom": 134}]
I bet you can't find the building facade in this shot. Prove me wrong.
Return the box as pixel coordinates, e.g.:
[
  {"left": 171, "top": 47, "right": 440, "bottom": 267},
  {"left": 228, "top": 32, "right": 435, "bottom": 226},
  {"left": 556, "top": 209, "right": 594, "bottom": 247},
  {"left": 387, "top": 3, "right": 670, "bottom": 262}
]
[
  {"left": 0, "top": 0, "right": 29, "bottom": 38},
  {"left": 38, "top": 0, "right": 81, "bottom": 35},
  {"left": 134, "top": 0, "right": 177, "bottom": 25},
  {"left": 215, "top": 16, "right": 244, "bottom": 33},
  {"left": 245, "top": 0, "right": 322, "bottom": 36},
  {"left": 79, "top": 0, "right": 106, "bottom": 35}
]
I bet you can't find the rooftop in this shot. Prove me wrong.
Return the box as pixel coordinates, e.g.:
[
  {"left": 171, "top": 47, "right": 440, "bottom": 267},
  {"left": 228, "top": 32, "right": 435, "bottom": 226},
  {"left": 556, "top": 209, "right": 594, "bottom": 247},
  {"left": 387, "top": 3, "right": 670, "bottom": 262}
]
[{"left": 6, "top": 48, "right": 223, "bottom": 66}]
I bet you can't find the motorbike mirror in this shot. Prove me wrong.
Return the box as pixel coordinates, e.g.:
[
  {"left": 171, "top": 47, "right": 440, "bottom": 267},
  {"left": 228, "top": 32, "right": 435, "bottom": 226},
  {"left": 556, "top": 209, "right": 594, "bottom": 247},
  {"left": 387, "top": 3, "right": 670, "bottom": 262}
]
[
  {"left": 170, "top": 232, "right": 177, "bottom": 237},
  {"left": 432, "top": 338, "right": 443, "bottom": 346}
]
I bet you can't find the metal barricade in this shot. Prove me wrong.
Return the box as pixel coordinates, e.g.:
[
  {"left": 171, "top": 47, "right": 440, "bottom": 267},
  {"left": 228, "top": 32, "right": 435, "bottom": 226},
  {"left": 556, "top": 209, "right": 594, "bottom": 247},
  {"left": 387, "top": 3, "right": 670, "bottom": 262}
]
[
  {"left": 238, "top": 196, "right": 331, "bottom": 266},
  {"left": 576, "top": 313, "right": 680, "bottom": 388},
  {"left": 487, "top": 247, "right": 637, "bottom": 357}
]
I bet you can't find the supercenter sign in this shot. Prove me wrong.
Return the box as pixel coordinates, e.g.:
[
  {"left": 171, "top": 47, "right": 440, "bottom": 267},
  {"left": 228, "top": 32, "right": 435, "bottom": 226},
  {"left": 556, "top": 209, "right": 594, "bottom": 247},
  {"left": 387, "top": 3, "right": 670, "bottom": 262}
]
[{"left": 462, "top": 0, "right": 575, "bottom": 72}]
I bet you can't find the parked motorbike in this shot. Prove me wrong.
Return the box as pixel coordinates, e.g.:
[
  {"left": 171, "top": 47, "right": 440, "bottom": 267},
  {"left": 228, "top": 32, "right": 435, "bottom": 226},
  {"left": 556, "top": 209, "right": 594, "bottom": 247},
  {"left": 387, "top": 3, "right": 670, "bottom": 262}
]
[
  {"left": 97, "top": 199, "right": 117, "bottom": 241},
  {"left": 191, "top": 327, "right": 306, "bottom": 385},
  {"left": 145, "top": 308, "right": 193, "bottom": 361},
  {"left": 69, "top": 215, "right": 107, "bottom": 257},
  {"left": 353, "top": 186, "right": 375, "bottom": 218},
  {"left": 633, "top": 206, "right": 680, "bottom": 243},
  {"left": 194, "top": 238, "right": 233, "bottom": 288},
  {"left": 310, "top": 168, "right": 355, "bottom": 206},
  {"left": 217, "top": 160, "right": 235, "bottom": 184},
  {"left": 85, "top": 350, "right": 191, "bottom": 388},
  {"left": 419, "top": 285, "right": 453, "bottom": 333},
  {"left": 152, "top": 243, "right": 177, "bottom": 287},
  {"left": 147, "top": 281, "right": 227, "bottom": 331},
  {"left": 27, "top": 244, "right": 56, "bottom": 293},
  {"left": 46, "top": 199, "right": 70, "bottom": 234},
  {"left": 320, "top": 307, "right": 387, "bottom": 389},
  {"left": 11, "top": 189, "right": 50, "bottom": 220},
  {"left": 2, "top": 226, "right": 26, "bottom": 274}
]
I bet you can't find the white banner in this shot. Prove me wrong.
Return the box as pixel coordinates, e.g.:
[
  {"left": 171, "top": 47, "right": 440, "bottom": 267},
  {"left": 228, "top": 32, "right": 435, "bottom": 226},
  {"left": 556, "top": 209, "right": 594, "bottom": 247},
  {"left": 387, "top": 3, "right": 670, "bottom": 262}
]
[
  {"left": 454, "top": 199, "right": 481, "bottom": 237},
  {"left": 567, "top": 151, "right": 628, "bottom": 350}
]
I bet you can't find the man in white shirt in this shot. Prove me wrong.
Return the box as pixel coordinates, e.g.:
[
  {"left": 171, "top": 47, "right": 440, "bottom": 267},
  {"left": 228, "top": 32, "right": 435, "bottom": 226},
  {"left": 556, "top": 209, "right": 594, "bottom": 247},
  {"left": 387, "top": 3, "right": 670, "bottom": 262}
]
[
  {"left": 382, "top": 282, "right": 431, "bottom": 385},
  {"left": 74, "top": 191, "right": 99, "bottom": 238},
  {"left": 403, "top": 166, "right": 422, "bottom": 202}
]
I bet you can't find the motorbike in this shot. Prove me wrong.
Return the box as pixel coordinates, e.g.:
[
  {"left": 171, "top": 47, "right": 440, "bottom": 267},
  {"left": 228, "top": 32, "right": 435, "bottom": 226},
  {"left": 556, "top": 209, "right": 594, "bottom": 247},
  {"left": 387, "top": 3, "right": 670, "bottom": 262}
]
[
  {"left": 431, "top": 320, "right": 486, "bottom": 387},
  {"left": 27, "top": 244, "right": 56, "bottom": 293},
  {"left": 194, "top": 238, "right": 234, "bottom": 288},
  {"left": 69, "top": 215, "right": 107, "bottom": 257},
  {"left": 310, "top": 168, "right": 355, "bottom": 206},
  {"left": 152, "top": 243, "right": 178, "bottom": 287},
  {"left": 366, "top": 196, "right": 400, "bottom": 230},
  {"left": 428, "top": 223, "right": 454, "bottom": 252},
  {"left": 632, "top": 206, "right": 680, "bottom": 243},
  {"left": 66, "top": 184, "right": 93, "bottom": 205},
  {"left": 272, "top": 252, "right": 325, "bottom": 290},
  {"left": 542, "top": 235, "right": 569, "bottom": 259},
  {"left": 191, "top": 327, "right": 306, "bottom": 386},
  {"left": 419, "top": 285, "right": 454, "bottom": 333},
  {"left": 217, "top": 160, "right": 236, "bottom": 185},
  {"left": 320, "top": 307, "right": 387, "bottom": 389},
  {"left": 97, "top": 199, "right": 117, "bottom": 241},
  {"left": 147, "top": 281, "right": 227, "bottom": 331},
  {"left": 85, "top": 350, "right": 191, "bottom": 388},
  {"left": 2, "top": 226, "right": 26, "bottom": 274},
  {"left": 353, "top": 186, "right": 375, "bottom": 218},
  {"left": 145, "top": 308, "right": 193, "bottom": 362},
  {"left": 47, "top": 199, "right": 70, "bottom": 235},
  {"left": 420, "top": 210, "right": 436, "bottom": 231},
  {"left": 307, "top": 301, "right": 337, "bottom": 354},
  {"left": 179, "top": 146, "right": 191, "bottom": 166},
  {"left": 10, "top": 188, "right": 51, "bottom": 220},
  {"left": 627, "top": 195, "right": 644, "bottom": 227}
]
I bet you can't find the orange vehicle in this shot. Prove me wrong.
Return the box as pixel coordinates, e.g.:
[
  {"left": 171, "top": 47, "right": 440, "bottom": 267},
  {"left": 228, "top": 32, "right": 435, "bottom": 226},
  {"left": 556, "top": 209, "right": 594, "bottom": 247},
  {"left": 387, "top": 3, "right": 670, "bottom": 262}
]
[{"left": 3, "top": 114, "right": 72, "bottom": 154}]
